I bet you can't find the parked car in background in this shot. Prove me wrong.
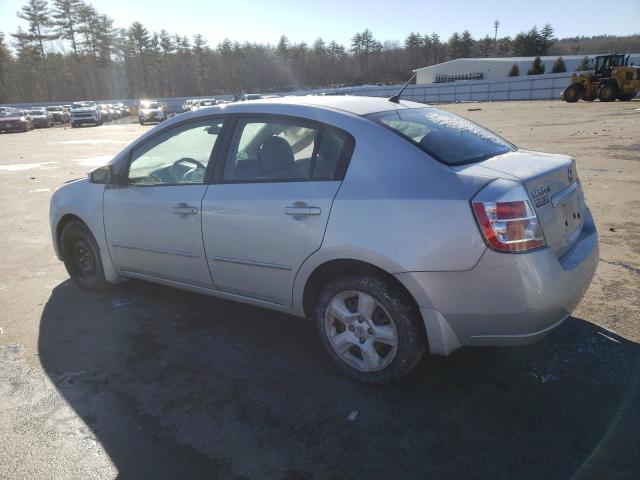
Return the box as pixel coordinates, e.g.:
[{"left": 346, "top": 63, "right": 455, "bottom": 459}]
[
  {"left": 27, "top": 108, "right": 54, "bottom": 128},
  {"left": 138, "top": 100, "right": 167, "bottom": 125},
  {"left": 0, "top": 106, "right": 17, "bottom": 117},
  {"left": 46, "top": 105, "right": 70, "bottom": 124},
  {"left": 70, "top": 101, "right": 102, "bottom": 127},
  {"left": 110, "top": 104, "right": 122, "bottom": 120},
  {"left": 117, "top": 103, "right": 130, "bottom": 116},
  {"left": 49, "top": 96, "right": 599, "bottom": 384},
  {"left": 99, "top": 104, "right": 112, "bottom": 122},
  {"left": 0, "top": 109, "right": 33, "bottom": 132},
  {"left": 182, "top": 99, "right": 197, "bottom": 112},
  {"left": 197, "top": 98, "right": 218, "bottom": 109},
  {"left": 240, "top": 93, "right": 263, "bottom": 101}
]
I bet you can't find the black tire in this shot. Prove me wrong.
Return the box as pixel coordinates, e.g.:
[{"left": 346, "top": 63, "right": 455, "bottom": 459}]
[
  {"left": 71, "top": 122, "right": 77, "bottom": 128},
  {"left": 619, "top": 93, "right": 636, "bottom": 101},
  {"left": 314, "top": 273, "right": 426, "bottom": 384},
  {"left": 563, "top": 84, "right": 583, "bottom": 103},
  {"left": 60, "top": 219, "right": 110, "bottom": 292},
  {"left": 139, "top": 120, "right": 145, "bottom": 125},
  {"left": 598, "top": 82, "right": 618, "bottom": 102}
]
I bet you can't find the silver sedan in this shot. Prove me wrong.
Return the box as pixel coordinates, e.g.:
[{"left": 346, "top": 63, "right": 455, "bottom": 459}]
[{"left": 49, "top": 96, "right": 599, "bottom": 383}]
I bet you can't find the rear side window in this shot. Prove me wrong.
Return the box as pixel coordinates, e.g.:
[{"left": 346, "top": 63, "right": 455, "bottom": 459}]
[
  {"left": 223, "top": 118, "right": 350, "bottom": 182},
  {"left": 368, "top": 108, "right": 514, "bottom": 165}
]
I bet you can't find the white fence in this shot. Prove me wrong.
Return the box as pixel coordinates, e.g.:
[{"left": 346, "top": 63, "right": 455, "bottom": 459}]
[{"left": 289, "top": 72, "right": 575, "bottom": 103}]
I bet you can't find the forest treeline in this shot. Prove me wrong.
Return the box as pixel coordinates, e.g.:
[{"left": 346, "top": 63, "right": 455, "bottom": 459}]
[{"left": 1, "top": 0, "right": 639, "bottom": 103}]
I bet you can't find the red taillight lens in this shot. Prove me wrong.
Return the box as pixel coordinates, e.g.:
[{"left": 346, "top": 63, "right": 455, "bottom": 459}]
[{"left": 472, "top": 199, "right": 546, "bottom": 252}]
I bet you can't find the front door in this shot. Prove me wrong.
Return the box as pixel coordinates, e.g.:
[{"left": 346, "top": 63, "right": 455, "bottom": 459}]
[
  {"left": 104, "top": 118, "right": 225, "bottom": 288},
  {"left": 202, "top": 115, "right": 353, "bottom": 305}
]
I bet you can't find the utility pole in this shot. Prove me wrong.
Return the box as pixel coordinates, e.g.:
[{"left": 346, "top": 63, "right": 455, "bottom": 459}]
[{"left": 494, "top": 20, "right": 500, "bottom": 56}]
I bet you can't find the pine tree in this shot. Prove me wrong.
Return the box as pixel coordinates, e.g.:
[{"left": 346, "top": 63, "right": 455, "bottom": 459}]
[
  {"left": 460, "top": 30, "right": 474, "bottom": 58},
  {"left": 576, "top": 56, "right": 591, "bottom": 71},
  {"left": 540, "top": 24, "right": 554, "bottom": 55},
  {"left": 527, "top": 56, "right": 545, "bottom": 75},
  {"left": 508, "top": 63, "right": 520, "bottom": 76},
  {"left": 551, "top": 56, "right": 566, "bottom": 73},
  {"left": 0, "top": 32, "right": 14, "bottom": 102},
  {"left": 448, "top": 32, "right": 462, "bottom": 59},
  {"left": 13, "top": 0, "right": 57, "bottom": 100},
  {"left": 51, "top": 0, "right": 83, "bottom": 59},
  {"left": 479, "top": 35, "right": 493, "bottom": 57}
]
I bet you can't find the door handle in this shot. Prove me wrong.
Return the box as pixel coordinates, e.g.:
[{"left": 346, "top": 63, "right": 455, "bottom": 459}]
[
  {"left": 173, "top": 202, "right": 198, "bottom": 215},
  {"left": 284, "top": 206, "right": 321, "bottom": 216}
]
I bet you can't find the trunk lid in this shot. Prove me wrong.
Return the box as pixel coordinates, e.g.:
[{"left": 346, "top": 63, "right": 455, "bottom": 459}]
[{"left": 457, "top": 149, "right": 586, "bottom": 258}]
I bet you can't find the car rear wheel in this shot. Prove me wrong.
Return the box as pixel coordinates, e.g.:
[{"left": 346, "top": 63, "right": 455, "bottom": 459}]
[
  {"left": 60, "top": 219, "right": 110, "bottom": 292},
  {"left": 314, "top": 273, "right": 426, "bottom": 384}
]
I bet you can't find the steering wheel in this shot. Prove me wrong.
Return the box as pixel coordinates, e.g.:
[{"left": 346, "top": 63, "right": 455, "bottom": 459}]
[{"left": 173, "top": 157, "right": 206, "bottom": 169}]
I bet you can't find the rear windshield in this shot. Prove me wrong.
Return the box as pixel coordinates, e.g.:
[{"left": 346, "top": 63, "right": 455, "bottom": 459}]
[
  {"left": 142, "top": 102, "right": 160, "bottom": 109},
  {"left": 368, "top": 108, "right": 514, "bottom": 165}
]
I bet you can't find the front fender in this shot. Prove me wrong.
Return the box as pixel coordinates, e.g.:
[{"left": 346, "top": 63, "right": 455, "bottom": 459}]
[{"left": 49, "top": 178, "right": 121, "bottom": 283}]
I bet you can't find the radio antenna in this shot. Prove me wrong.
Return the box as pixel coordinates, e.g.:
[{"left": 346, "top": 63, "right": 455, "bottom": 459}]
[{"left": 389, "top": 72, "right": 417, "bottom": 104}]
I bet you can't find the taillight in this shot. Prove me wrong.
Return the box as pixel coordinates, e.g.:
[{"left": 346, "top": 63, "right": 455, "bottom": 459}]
[{"left": 472, "top": 198, "right": 545, "bottom": 253}]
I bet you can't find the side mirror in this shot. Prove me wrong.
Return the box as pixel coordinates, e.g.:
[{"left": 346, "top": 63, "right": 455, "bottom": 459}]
[{"left": 89, "top": 164, "right": 113, "bottom": 184}]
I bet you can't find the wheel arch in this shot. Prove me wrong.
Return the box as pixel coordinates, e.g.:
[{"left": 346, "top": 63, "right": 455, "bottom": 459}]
[
  {"left": 300, "top": 258, "right": 422, "bottom": 326},
  {"left": 55, "top": 213, "right": 84, "bottom": 257}
]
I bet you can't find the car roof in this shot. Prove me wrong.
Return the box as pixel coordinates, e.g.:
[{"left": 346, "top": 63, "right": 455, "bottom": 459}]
[{"left": 237, "top": 95, "right": 427, "bottom": 116}]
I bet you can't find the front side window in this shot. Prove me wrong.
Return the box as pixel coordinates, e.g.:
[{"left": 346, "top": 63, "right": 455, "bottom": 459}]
[
  {"left": 223, "top": 118, "right": 349, "bottom": 181},
  {"left": 128, "top": 119, "right": 224, "bottom": 185},
  {"left": 369, "top": 108, "right": 514, "bottom": 165}
]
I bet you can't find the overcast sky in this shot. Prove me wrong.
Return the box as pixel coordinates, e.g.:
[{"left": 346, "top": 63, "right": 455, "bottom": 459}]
[{"left": 1, "top": 0, "right": 639, "bottom": 48}]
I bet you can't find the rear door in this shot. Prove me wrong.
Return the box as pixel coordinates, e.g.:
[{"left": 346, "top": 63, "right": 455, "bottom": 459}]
[{"left": 202, "top": 115, "right": 354, "bottom": 305}]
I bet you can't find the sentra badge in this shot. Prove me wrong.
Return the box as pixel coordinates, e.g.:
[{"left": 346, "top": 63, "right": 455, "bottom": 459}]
[{"left": 531, "top": 185, "right": 551, "bottom": 208}]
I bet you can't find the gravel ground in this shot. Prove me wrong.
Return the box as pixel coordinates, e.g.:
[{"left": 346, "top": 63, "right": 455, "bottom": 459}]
[{"left": 0, "top": 101, "right": 639, "bottom": 479}]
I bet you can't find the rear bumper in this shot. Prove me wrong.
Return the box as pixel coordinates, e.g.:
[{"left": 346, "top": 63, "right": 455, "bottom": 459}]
[{"left": 396, "top": 209, "right": 599, "bottom": 355}]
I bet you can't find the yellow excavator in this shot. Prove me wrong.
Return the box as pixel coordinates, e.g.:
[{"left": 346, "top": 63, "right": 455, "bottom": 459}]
[{"left": 562, "top": 54, "right": 639, "bottom": 102}]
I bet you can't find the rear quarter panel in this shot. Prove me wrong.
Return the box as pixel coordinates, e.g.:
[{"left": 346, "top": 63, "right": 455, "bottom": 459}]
[{"left": 322, "top": 120, "right": 490, "bottom": 272}]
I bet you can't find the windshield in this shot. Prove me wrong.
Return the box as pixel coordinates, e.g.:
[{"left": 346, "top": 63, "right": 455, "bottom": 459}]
[
  {"left": 72, "top": 102, "right": 94, "bottom": 109},
  {"left": 47, "top": 106, "right": 62, "bottom": 111},
  {"left": 141, "top": 102, "right": 160, "bottom": 109},
  {"left": 28, "top": 109, "right": 45, "bottom": 115},
  {"left": 368, "top": 108, "right": 514, "bottom": 165},
  {"left": 3, "top": 110, "right": 24, "bottom": 118}
]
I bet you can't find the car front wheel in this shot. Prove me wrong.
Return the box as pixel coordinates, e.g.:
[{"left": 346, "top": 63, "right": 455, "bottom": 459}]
[
  {"left": 60, "top": 219, "right": 110, "bottom": 292},
  {"left": 314, "top": 273, "right": 426, "bottom": 384}
]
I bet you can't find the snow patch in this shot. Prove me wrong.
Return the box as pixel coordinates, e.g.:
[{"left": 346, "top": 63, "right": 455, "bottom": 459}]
[{"left": 0, "top": 162, "right": 58, "bottom": 172}]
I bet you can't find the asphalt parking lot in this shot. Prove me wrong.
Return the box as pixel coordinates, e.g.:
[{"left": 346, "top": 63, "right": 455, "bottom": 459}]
[{"left": 1, "top": 101, "right": 639, "bottom": 479}]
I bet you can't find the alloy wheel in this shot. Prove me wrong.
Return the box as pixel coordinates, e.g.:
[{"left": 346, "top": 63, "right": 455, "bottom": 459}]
[{"left": 324, "top": 290, "right": 398, "bottom": 372}]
